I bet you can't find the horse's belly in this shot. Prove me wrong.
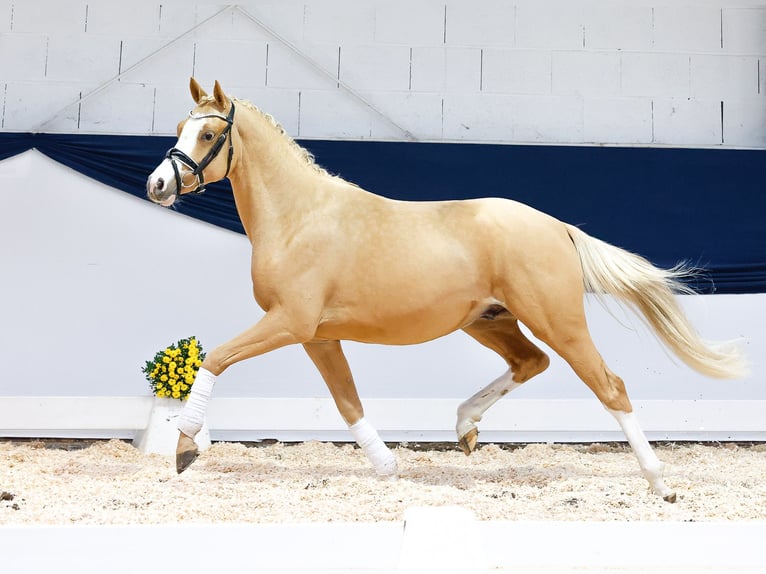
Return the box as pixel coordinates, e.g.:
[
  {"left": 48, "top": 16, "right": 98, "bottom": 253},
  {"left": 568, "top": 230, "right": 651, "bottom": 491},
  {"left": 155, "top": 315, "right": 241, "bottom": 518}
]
[{"left": 314, "top": 295, "right": 497, "bottom": 345}]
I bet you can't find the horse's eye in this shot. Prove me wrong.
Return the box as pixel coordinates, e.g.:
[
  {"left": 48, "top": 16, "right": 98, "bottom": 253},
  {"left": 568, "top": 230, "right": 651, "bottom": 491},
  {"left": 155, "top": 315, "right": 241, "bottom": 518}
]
[{"left": 202, "top": 131, "right": 215, "bottom": 142}]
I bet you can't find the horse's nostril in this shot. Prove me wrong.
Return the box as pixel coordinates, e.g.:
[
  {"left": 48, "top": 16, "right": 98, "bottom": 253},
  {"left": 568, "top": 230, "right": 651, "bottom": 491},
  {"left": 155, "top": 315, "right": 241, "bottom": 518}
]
[{"left": 156, "top": 177, "right": 165, "bottom": 191}]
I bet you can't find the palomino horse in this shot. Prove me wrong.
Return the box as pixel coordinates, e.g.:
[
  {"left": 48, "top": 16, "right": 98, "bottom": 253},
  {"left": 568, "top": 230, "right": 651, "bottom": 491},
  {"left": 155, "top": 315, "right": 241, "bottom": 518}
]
[{"left": 147, "top": 79, "right": 747, "bottom": 502}]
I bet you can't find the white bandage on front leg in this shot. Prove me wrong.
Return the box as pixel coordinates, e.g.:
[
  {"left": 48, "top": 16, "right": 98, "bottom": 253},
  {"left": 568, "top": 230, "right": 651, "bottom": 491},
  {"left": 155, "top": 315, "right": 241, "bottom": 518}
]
[
  {"left": 349, "top": 418, "right": 398, "bottom": 478},
  {"left": 177, "top": 367, "right": 216, "bottom": 439}
]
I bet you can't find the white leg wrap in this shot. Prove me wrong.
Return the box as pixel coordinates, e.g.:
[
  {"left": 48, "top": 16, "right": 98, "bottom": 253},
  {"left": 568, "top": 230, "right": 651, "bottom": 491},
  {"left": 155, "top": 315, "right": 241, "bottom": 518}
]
[
  {"left": 608, "top": 408, "right": 675, "bottom": 500},
  {"left": 457, "top": 369, "right": 521, "bottom": 440},
  {"left": 177, "top": 367, "right": 216, "bottom": 439},
  {"left": 349, "top": 418, "right": 398, "bottom": 478}
]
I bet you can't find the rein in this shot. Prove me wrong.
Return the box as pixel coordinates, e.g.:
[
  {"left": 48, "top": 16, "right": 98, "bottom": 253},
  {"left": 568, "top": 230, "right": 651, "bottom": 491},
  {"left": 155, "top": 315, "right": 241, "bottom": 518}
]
[{"left": 165, "top": 101, "right": 236, "bottom": 195}]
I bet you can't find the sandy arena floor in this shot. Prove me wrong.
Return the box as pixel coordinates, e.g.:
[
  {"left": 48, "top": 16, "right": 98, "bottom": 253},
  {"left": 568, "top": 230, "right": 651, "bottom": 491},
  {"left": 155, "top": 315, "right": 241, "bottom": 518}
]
[{"left": 1, "top": 439, "right": 765, "bottom": 524}]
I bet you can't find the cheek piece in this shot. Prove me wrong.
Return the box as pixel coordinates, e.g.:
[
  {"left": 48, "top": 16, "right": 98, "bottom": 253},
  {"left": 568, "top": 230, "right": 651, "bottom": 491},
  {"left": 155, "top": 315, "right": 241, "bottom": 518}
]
[{"left": 165, "top": 101, "right": 235, "bottom": 195}]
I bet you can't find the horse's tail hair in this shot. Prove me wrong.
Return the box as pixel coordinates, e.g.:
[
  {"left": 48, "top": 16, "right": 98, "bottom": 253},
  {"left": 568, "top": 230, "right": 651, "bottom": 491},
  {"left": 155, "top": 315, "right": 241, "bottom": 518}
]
[{"left": 565, "top": 224, "right": 749, "bottom": 380}]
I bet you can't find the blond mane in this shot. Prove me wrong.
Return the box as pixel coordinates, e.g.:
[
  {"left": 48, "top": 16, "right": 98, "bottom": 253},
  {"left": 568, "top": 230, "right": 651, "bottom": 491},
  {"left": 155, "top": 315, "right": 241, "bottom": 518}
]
[{"left": 199, "top": 96, "right": 334, "bottom": 179}]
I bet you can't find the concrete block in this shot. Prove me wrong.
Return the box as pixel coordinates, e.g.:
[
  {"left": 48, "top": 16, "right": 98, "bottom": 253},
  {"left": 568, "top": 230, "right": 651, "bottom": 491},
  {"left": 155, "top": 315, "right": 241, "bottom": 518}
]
[
  {"left": 444, "top": 93, "right": 583, "bottom": 143},
  {"left": 79, "top": 82, "right": 156, "bottom": 133},
  {"left": 653, "top": 6, "right": 721, "bottom": 53},
  {"left": 652, "top": 98, "right": 722, "bottom": 146},
  {"left": 297, "top": 89, "right": 356, "bottom": 139},
  {"left": 516, "top": 4, "right": 584, "bottom": 50},
  {"left": 0, "top": 34, "right": 47, "bottom": 81},
  {"left": 156, "top": 4, "right": 231, "bottom": 38},
  {"left": 118, "top": 37, "right": 195, "bottom": 86},
  {"left": 195, "top": 7, "right": 270, "bottom": 43},
  {"left": 691, "top": 55, "right": 759, "bottom": 98},
  {"left": 582, "top": 5, "right": 652, "bottom": 51},
  {"left": 443, "top": 93, "right": 515, "bottom": 141},
  {"left": 266, "top": 42, "right": 340, "bottom": 90},
  {"left": 583, "top": 97, "right": 652, "bottom": 144},
  {"left": 194, "top": 40, "right": 268, "bottom": 89},
  {"left": 445, "top": 93, "right": 583, "bottom": 143},
  {"left": 481, "top": 49, "right": 551, "bottom": 95},
  {"left": 722, "top": 8, "right": 766, "bottom": 53},
  {"left": 152, "top": 83, "right": 195, "bottom": 135},
  {"left": 723, "top": 98, "right": 766, "bottom": 148},
  {"left": 2, "top": 82, "right": 82, "bottom": 132},
  {"left": 445, "top": 1, "right": 514, "bottom": 47},
  {"left": 510, "top": 95, "right": 584, "bottom": 143},
  {"left": 45, "top": 33, "right": 121, "bottom": 83},
  {"left": 410, "top": 47, "right": 481, "bottom": 93},
  {"left": 10, "top": 0, "right": 87, "bottom": 34},
  {"left": 409, "top": 47, "right": 444, "bottom": 92},
  {"left": 340, "top": 45, "right": 411, "bottom": 92},
  {"left": 234, "top": 3, "right": 307, "bottom": 46},
  {"left": 304, "top": 0, "right": 375, "bottom": 44},
  {"left": 85, "top": 3, "right": 161, "bottom": 36},
  {"left": 298, "top": 89, "right": 400, "bottom": 139},
  {"left": 375, "top": 1, "right": 445, "bottom": 45},
  {"left": 364, "top": 91, "right": 443, "bottom": 140},
  {"left": 553, "top": 52, "right": 620, "bottom": 97},
  {"left": 1, "top": 2, "right": 11, "bottom": 32},
  {"left": 231, "top": 87, "right": 301, "bottom": 136},
  {"left": 621, "top": 53, "right": 690, "bottom": 98}
]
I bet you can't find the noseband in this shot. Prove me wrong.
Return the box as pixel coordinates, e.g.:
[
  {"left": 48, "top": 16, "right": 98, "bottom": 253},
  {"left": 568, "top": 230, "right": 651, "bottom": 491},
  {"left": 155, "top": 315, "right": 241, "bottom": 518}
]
[{"left": 165, "top": 101, "right": 236, "bottom": 195}]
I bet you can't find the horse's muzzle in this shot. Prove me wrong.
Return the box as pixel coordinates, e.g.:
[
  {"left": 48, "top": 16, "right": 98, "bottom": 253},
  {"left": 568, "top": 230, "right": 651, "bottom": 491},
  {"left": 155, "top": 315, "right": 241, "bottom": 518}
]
[{"left": 146, "top": 165, "right": 178, "bottom": 207}]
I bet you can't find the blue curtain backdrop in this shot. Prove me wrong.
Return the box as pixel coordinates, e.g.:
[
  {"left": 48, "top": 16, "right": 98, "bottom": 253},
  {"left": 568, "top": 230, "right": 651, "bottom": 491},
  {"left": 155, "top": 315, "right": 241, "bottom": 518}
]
[{"left": 1, "top": 132, "right": 763, "bottom": 294}]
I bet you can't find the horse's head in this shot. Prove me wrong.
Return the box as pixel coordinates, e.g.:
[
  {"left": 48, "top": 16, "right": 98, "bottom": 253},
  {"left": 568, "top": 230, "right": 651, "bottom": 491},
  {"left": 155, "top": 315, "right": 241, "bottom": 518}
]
[{"left": 146, "top": 78, "right": 235, "bottom": 207}]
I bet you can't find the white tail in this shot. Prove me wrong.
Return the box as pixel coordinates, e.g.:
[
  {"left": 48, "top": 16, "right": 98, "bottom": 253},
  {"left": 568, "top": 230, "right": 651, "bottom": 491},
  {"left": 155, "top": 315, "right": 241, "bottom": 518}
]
[{"left": 566, "top": 224, "right": 749, "bottom": 380}]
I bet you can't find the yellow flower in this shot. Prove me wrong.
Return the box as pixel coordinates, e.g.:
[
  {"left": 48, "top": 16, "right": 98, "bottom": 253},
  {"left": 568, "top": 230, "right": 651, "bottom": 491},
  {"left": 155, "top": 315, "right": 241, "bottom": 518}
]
[
  {"left": 172, "top": 391, "right": 181, "bottom": 399},
  {"left": 160, "top": 374, "right": 168, "bottom": 382}
]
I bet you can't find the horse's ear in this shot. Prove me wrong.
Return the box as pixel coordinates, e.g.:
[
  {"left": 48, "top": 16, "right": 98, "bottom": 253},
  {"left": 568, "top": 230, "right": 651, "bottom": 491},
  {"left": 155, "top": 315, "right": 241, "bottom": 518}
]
[
  {"left": 189, "top": 77, "right": 207, "bottom": 104},
  {"left": 213, "top": 80, "right": 228, "bottom": 109}
]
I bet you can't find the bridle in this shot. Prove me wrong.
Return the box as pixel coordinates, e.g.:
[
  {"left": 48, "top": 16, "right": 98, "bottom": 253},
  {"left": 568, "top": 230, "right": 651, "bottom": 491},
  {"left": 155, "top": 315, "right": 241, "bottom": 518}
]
[{"left": 164, "top": 101, "right": 236, "bottom": 195}]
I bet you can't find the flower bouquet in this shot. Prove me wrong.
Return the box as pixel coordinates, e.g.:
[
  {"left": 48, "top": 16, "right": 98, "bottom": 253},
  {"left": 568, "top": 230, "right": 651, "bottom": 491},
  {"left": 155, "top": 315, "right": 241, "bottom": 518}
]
[{"left": 142, "top": 336, "right": 205, "bottom": 401}]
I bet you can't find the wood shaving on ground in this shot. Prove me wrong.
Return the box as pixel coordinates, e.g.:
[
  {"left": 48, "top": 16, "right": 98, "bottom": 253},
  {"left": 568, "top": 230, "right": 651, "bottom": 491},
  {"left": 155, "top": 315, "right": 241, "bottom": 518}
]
[{"left": 1, "top": 440, "right": 764, "bottom": 525}]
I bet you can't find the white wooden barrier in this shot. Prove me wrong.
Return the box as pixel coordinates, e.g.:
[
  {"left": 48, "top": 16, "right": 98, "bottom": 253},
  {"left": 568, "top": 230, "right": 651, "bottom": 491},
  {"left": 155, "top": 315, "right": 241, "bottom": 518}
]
[{"left": 1, "top": 396, "right": 764, "bottom": 443}]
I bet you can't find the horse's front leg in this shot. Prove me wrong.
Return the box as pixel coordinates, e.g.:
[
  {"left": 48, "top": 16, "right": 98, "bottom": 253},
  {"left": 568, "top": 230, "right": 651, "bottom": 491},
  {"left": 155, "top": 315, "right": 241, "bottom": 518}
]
[
  {"left": 176, "top": 309, "right": 314, "bottom": 473},
  {"left": 303, "top": 340, "right": 397, "bottom": 478}
]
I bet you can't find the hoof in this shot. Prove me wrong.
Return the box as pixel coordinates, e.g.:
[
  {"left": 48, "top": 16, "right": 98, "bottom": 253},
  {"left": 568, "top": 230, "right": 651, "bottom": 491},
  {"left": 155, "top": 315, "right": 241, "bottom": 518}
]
[
  {"left": 663, "top": 492, "right": 677, "bottom": 504},
  {"left": 458, "top": 427, "right": 479, "bottom": 456},
  {"left": 176, "top": 433, "right": 199, "bottom": 474}
]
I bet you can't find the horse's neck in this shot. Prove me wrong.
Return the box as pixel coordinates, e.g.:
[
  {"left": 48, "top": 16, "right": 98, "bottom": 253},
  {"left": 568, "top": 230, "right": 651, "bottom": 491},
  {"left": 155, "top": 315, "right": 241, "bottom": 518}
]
[{"left": 228, "top": 123, "right": 332, "bottom": 243}]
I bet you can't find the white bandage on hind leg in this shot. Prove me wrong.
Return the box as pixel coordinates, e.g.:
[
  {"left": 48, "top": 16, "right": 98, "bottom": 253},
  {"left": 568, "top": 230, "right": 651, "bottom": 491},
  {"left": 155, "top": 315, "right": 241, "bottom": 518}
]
[
  {"left": 349, "top": 417, "right": 398, "bottom": 477},
  {"left": 177, "top": 367, "right": 216, "bottom": 438}
]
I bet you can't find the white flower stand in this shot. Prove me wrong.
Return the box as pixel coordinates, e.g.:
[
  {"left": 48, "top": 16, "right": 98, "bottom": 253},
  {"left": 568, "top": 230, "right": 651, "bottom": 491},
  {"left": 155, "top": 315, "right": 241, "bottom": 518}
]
[{"left": 133, "top": 397, "right": 211, "bottom": 456}]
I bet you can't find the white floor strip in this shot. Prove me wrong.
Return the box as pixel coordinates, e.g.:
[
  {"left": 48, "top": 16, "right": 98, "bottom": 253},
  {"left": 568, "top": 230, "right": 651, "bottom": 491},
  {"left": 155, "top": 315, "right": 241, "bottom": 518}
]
[{"left": 1, "top": 518, "right": 764, "bottom": 573}]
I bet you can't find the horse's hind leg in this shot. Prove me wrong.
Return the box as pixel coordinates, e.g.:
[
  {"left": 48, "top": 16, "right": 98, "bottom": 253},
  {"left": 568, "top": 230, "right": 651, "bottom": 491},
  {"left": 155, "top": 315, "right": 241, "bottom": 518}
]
[
  {"left": 516, "top": 300, "right": 676, "bottom": 502},
  {"left": 457, "top": 312, "right": 550, "bottom": 455},
  {"left": 553, "top": 335, "right": 675, "bottom": 501},
  {"left": 303, "top": 340, "right": 397, "bottom": 478}
]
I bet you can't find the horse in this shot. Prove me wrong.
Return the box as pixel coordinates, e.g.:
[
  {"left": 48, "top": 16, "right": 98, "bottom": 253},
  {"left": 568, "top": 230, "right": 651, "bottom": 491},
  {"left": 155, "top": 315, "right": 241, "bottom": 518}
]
[{"left": 146, "top": 78, "right": 747, "bottom": 502}]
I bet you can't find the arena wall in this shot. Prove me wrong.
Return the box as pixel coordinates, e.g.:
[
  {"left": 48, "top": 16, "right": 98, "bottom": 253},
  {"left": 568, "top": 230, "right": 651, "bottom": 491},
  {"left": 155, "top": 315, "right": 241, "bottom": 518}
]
[
  {"left": 0, "top": 1, "right": 763, "bottom": 146},
  {"left": 0, "top": 1, "right": 763, "bottom": 440}
]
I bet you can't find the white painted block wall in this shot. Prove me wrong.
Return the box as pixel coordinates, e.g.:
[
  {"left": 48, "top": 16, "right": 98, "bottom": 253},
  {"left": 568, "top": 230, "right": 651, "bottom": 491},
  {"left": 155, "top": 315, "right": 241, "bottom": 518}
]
[{"left": 0, "top": 0, "right": 763, "bottom": 147}]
